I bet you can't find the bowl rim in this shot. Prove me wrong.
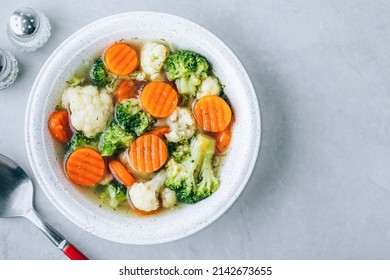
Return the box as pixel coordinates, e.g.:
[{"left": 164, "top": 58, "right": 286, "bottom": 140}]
[{"left": 25, "top": 11, "right": 261, "bottom": 244}]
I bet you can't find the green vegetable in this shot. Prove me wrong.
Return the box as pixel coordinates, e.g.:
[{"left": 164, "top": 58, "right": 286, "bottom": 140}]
[
  {"left": 98, "top": 122, "right": 135, "bottom": 156},
  {"left": 67, "top": 131, "right": 99, "bottom": 154},
  {"left": 115, "top": 98, "right": 155, "bottom": 136},
  {"left": 90, "top": 57, "right": 112, "bottom": 87},
  {"left": 107, "top": 181, "right": 127, "bottom": 208},
  {"left": 175, "top": 75, "right": 202, "bottom": 103},
  {"left": 164, "top": 50, "right": 210, "bottom": 99},
  {"left": 167, "top": 139, "right": 191, "bottom": 163},
  {"left": 66, "top": 76, "right": 85, "bottom": 87},
  {"left": 97, "top": 181, "right": 127, "bottom": 209},
  {"left": 165, "top": 133, "right": 219, "bottom": 204}
]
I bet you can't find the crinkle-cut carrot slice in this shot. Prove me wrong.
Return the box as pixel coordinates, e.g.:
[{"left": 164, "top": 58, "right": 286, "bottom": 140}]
[
  {"left": 66, "top": 148, "right": 105, "bottom": 187},
  {"left": 141, "top": 81, "right": 178, "bottom": 118},
  {"left": 193, "top": 95, "right": 232, "bottom": 132},
  {"left": 104, "top": 43, "right": 138, "bottom": 76},
  {"left": 129, "top": 134, "right": 168, "bottom": 173}
]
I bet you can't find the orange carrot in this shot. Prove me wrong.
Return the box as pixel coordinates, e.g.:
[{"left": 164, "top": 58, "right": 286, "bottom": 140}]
[
  {"left": 146, "top": 127, "right": 171, "bottom": 139},
  {"left": 140, "top": 81, "right": 178, "bottom": 118},
  {"left": 129, "top": 134, "right": 168, "bottom": 173},
  {"left": 65, "top": 148, "right": 105, "bottom": 187},
  {"left": 108, "top": 160, "right": 135, "bottom": 188},
  {"left": 115, "top": 79, "right": 140, "bottom": 103},
  {"left": 212, "top": 116, "right": 234, "bottom": 153},
  {"left": 104, "top": 43, "right": 138, "bottom": 76},
  {"left": 193, "top": 95, "right": 232, "bottom": 132},
  {"left": 48, "top": 110, "right": 73, "bottom": 144}
]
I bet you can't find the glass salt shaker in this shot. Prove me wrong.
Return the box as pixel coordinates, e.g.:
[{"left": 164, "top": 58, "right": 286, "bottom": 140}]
[
  {"left": 6, "top": 7, "right": 51, "bottom": 52},
  {"left": 0, "top": 49, "right": 18, "bottom": 90}
]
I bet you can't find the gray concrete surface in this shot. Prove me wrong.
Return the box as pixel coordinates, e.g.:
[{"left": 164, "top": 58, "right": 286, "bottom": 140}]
[{"left": 1, "top": 0, "right": 390, "bottom": 259}]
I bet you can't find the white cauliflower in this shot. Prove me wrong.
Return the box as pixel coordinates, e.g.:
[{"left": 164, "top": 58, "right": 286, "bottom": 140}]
[
  {"left": 62, "top": 85, "right": 113, "bottom": 138},
  {"left": 140, "top": 42, "right": 169, "bottom": 81},
  {"left": 165, "top": 107, "right": 196, "bottom": 143},
  {"left": 128, "top": 171, "right": 169, "bottom": 212},
  {"left": 161, "top": 187, "right": 177, "bottom": 208},
  {"left": 197, "top": 76, "right": 221, "bottom": 98}
]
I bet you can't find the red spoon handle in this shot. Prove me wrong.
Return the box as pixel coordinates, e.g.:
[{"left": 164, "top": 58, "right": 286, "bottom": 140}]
[
  {"left": 63, "top": 244, "right": 88, "bottom": 260},
  {"left": 23, "top": 209, "right": 89, "bottom": 260}
]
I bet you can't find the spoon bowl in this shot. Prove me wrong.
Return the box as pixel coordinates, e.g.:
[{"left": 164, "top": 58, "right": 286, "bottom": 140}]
[
  {"left": 0, "top": 153, "right": 87, "bottom": 260},
  {"left": 0, "top": 154, "right": 33, "bottom": 218}
]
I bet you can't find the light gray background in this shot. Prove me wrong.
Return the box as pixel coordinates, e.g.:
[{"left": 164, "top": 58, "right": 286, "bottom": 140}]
[{"left": 1, "top": 0, "right": 390, "bottom": 260}]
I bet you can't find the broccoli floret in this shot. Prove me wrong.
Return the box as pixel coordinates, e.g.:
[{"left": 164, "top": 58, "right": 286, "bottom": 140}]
[
  {"left": 115, "top": 98, "right": 155, "bottom": 136},
  {"left": 164, "top": 50, "right": 210, "bottom": 99},
  {"left": 95, "top": 181, "right": 127, "bottom": 209},
  {"left": 90, "top": 57, "right": 112, "bottom": 87},
  {"left": 67, "top": 131, "right": 99, "bottom": 153},
  {"left": 107, "top": 181, "right": 127, "bottom": 208},
  {"left": 165, "top": 133, "right": 220, "bottom": 204},
  {"left": 175, "top": 75, "right": 202, "bottom": 101},
  {"left": 164, "top": 50, "right": 210, "bottom": 80},
  {"left": 167, "top": 139, "right": 191, "bottom": 163},
  {"left": 97, "top": 181, "right": 127, "bottom": 209},
  {"left": 98, "top": 122, "right": 135, "bottom": 156}
]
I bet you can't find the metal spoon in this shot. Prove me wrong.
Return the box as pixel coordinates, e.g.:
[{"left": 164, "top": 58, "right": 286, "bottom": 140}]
[{"left": 0, "top": 153, "right": 88, "bottom": 260}]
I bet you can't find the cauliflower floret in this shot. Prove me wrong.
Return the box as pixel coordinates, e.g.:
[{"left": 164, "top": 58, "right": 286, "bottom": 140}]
[
  {"left": 129, "top": 183, "right": 159, "bottom": 212},
  {"left": 161, "top": 187, "right": 177, "bottom": 208},
  {"left": 62, "top": 85, "right": 113, "bottom": 138},
  {"left": 165, "top": 107, "right": 196, "bottom": 143},
  {"left": 128, "top": 171, "right": 167, "bottom": 212},
  {"left": 140, "top": 42, "right": 169, "bottom": 81},
  {"left": 197, "top": 76, "right": 221, "bottom": 98}
]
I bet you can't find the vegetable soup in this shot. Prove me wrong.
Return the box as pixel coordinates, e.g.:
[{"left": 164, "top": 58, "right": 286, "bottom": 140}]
[{"left": 48, "top": 40, "right": 234, "bottom": 216}]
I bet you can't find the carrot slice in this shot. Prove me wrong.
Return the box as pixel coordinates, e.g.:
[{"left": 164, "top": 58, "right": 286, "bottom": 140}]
[
  {"left": 140, "top": 81, "right": 178, "bottom": 118},
  {"left": 115, "top": 79, "right": 143, "bottom": 103},
  {"left": 66, "top": 148, "right": 105, "bottom": 187},
  {"left": 104, "top": 43, "right": 138, "bottom": 76},
  {"left": 129, "top": 134, "right": 168, "bottom": 173},
  {"left": 212, "top": 116, "right": 234, "bottom": 153},
  {"left": 48, "top": 110, "right": 73, "bottom": 144},
  {"left": 108, "top": 160, "right": 135, "bottom": 188},
  {"left": 146, "top": 127, "right": 171, "bottom": 139},
  {"left": 193, "top": 95, "right": 232, "bottom": 132}
]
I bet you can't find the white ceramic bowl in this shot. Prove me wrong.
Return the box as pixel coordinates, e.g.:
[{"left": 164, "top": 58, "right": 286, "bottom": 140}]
[{"left": 25, "top": 12, "right": 261, "bottom": 244}]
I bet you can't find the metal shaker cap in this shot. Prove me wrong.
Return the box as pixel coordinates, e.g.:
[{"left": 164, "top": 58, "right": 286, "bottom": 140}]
[{"left": 9, "top": 7, "right": 40, "bottom": 37}]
